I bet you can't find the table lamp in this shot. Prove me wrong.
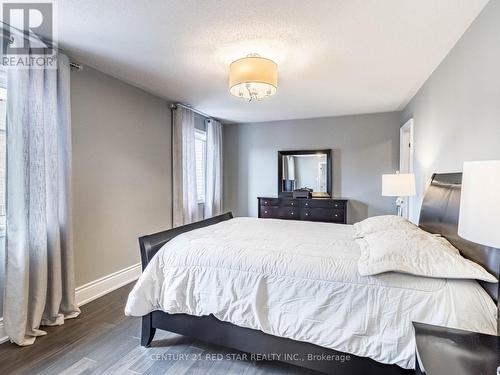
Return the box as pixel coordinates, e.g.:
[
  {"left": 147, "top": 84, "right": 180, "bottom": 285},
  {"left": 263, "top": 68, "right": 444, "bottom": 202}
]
[
  {"left": 458, "top": 160, "right": 500, "bottom": 249},
  {"left": 382, "top": 172, "right": 416, "bottom": 216}
]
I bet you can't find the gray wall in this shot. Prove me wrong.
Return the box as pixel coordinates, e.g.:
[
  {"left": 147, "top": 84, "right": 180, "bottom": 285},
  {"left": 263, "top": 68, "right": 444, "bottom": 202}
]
[
  {"left": 224, "top": 112, "right": 401, "bottom": 223},
  {"left": 402, "top": 0, "right": 500, "bottom": 223},
  {"left": 71, "top": 66, "right": 171, "bottom": 287}
]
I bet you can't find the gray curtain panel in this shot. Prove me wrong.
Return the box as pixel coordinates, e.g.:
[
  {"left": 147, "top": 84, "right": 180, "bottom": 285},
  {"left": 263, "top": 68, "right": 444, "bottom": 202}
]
[
  {"left": 204, "top": 119, "right": 222, "bottom": 218},
  {"left": 4, "top": 53, "right": 80, "bottom": 346},
  {"left": 172, "top": 107, "right": 198, "bottom": 227}
]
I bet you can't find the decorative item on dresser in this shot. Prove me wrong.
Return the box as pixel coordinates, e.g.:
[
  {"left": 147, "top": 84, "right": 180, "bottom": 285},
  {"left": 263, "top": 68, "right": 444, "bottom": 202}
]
[{"left": 258, "top": 197, "right": 348, "bottom": 224}]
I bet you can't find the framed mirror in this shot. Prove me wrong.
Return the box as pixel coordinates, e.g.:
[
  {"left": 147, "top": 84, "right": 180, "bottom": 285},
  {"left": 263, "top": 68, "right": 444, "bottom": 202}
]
[{"left": 278, "top": 149, "right": 332, "bottom": 197}]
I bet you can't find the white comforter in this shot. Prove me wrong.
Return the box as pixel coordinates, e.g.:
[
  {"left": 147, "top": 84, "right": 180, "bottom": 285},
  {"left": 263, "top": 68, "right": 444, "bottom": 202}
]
[{"left": 125, "top": 217, "right": 497, "bottom": 369}]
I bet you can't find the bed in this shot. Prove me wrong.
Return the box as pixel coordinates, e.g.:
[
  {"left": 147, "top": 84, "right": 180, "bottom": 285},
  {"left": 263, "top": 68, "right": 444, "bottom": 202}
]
[{"left": 125, "top": 173, "right": 499, "bottom": 374}]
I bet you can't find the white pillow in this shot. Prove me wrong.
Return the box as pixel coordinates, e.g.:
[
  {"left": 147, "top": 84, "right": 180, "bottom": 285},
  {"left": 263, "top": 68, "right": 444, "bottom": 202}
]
[
  {"left": 356, "top": 229, "right": 497, "bottom": 282},
  {"left": 353, "top": 215, "right": 417, "bottom": 238}
]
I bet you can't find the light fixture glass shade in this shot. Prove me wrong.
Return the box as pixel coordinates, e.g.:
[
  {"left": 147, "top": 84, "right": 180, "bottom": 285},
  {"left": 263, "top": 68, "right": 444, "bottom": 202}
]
[
  {"left": 382, "top": 173, "right": 416, "bottom": 197},
  {"left": 458, "top": 160, "right": 500, "bottom": 248},
  {"left": 229, "top": 55, "right": 277, "bottom": 101}
]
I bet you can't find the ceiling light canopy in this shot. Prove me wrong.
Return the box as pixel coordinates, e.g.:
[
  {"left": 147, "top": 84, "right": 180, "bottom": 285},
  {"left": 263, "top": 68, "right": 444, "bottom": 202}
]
[{"left": 229, "top": 54, "right": 278, "bottom": 101}]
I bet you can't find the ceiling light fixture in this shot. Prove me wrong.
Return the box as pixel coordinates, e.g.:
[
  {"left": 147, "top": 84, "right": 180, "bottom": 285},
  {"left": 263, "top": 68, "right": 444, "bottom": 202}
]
[{"left": 229, "top": 54, "right": 278, "bottom": 101}]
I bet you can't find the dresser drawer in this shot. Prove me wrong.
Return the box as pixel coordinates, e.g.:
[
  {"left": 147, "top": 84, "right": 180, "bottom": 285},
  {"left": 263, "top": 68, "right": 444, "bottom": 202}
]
[
  {"left": 259, "top": 198, "right": 280, "bottom": 206},
  {"left": 260, "top": 206, "right": 279, "bottom": 218},
  {"left": 301, "top": 199, "right": 345, "bottom": 209},
  {"left": 280, "top": 199, "right": 299, "bottom": 208},
  {"left": 278, "top": 206, "right": 299, "bottom": 220},
  {"left": 301, "top": 208, "right": 345, "bottom": 223},
  {"left": 258, "top": 197, "right": 347, "bottom": 223}
]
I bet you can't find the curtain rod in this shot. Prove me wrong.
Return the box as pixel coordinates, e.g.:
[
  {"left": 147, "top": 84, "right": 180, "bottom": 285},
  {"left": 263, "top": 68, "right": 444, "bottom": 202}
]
[
  {"left": 69, "top": 62, "right": 83, "bottom": 71},
  {"left": 170, "top": 103, "right": 215, "bottom": 120}
]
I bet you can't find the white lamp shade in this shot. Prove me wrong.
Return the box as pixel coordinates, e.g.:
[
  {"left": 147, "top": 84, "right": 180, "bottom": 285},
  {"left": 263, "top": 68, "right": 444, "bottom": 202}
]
[
  {"left": 229, "top": 55, "right": 278, "bottom": 101},
  {"left": 382, "top": 173, "right": 416, "bottom": 197},
  {"left": 458, "top": 160, "right": 500, "bottom": 248}
]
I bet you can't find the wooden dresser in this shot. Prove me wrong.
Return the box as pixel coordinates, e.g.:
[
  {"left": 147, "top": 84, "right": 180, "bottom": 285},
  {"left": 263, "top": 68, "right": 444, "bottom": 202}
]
[{"left": 257, "top": 197, "right": 348, "bottom": 224}]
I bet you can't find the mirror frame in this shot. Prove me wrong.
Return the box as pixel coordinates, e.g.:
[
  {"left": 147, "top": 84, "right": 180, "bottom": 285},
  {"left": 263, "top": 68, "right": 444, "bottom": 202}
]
[{"left": 277, "top": 149, "right": 332, "bottom": 198}]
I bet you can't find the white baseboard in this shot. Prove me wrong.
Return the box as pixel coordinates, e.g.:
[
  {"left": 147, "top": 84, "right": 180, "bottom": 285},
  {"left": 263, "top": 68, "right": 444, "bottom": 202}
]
[
  {"left": 0, "top": 263, "right": 142, "bottom": 344},
  {"left": 75, "top": 262, "right": 142, "bottom": 306}
]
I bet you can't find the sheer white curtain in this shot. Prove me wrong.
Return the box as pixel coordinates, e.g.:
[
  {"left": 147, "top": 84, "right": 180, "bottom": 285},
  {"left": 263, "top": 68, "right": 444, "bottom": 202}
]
[
  {"left": 283, "top": 155, "right": 295, "bottom": 180},
  {"left": 4, "top": 53, "right": 80, "bottom": 346},
  {"left": 172, "top": 107, "right": 198, "bottom": 226},
  {"left": 204, "top": 119, "right": 223, "bottom": 218}
]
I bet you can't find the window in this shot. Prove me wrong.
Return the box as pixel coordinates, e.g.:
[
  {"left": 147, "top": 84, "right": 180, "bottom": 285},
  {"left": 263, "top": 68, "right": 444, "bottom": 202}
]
[{"left": 195, "top": 129, "right": 206, "bottom": 203}]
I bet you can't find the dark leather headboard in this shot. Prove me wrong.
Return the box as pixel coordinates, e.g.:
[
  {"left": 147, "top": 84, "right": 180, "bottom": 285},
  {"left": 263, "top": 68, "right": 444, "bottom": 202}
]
[
  {"left": 139, "top": 212, "right": 233, "bottom": 271},
  {"left": 419, "top": 173, "right": 500, "bottom": 303}
]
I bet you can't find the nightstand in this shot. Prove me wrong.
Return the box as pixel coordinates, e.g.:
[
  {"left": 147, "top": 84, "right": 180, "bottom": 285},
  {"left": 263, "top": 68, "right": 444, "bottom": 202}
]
[{"left": 413, "top": 322, "right": 499, "bottom": 375}]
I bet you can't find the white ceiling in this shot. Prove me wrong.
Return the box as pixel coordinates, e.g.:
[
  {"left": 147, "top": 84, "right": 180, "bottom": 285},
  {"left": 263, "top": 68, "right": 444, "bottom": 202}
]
[{"left": 57, "top": 0, "right": 489, "bottom": 123}]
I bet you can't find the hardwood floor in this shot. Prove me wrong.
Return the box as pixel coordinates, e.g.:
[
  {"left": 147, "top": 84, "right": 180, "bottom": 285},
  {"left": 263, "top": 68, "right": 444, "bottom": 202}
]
[{"left": 0, "top": 283, "right": 317, "bottom": 375}]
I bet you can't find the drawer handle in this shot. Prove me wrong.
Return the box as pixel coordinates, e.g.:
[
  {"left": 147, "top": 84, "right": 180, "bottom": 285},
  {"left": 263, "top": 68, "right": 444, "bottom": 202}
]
[
  {"left": 264, "top": 201, "right": 268, "bottom": 204},
  {"left": 291, "top": 212, "right": 294, "bottom": 215},
  {"left": 334, "top": 214, "right": 339, "bottom": 217},
  {"left": 264, "top": 211, "right": 268, "bottom": 214},
  {"left": 305, "top": 203, "right": 309, "bottom": 206},
  {"left": 291, "top": 202, "right": 294, "bottom": 206},
  {"left": 305, "top": 213, "right": 309, "bottom": 216},
  {"left": 334, "top": 204, "right": 338, "bottom": 208}
]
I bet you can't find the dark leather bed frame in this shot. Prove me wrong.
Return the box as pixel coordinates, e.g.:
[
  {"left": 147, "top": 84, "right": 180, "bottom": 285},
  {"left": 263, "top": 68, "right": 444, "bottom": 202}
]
[{"left": 137, "top": 173, "right": 499, "bottom": 374}]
